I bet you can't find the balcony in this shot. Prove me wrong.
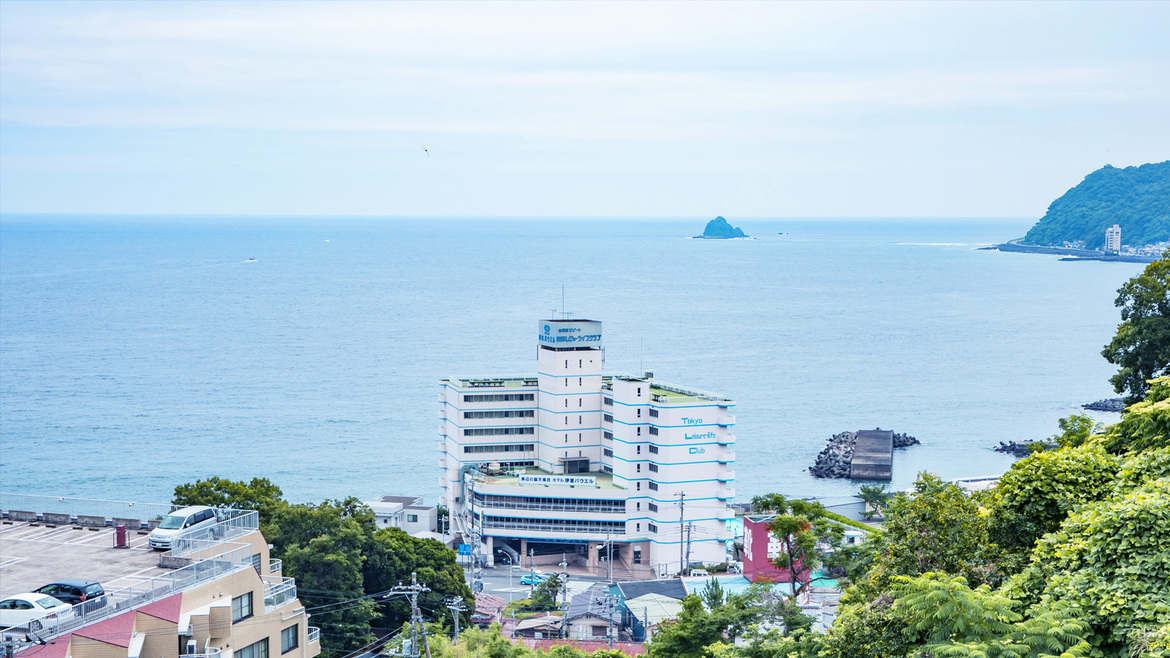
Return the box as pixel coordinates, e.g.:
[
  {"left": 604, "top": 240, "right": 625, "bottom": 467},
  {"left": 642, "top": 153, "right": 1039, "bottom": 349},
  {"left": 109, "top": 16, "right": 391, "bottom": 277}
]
[
  {"left": 269, "top": 558, "right": 282, "bottom": 576},
  {"left": 717, "top": 488, "right": 735, "bottom": 500},
  {"left": 262, "top": 575, "right": 297, "bottom": 611},
  {"left": 439, "top": 457, "right": 447, "bottom": 468},
  {"left": 717, "top": 470, "right": 735, "bottom": 482},
  {"left": 717, "top": 433, "right": 736, "bottom": 445},
  {"left": 718, "top": 451, "right": 736, "bottom": 463},
  {"left": 716, "top": 508, "right": 734, "bottom": 520},
  {"left": 717, "top": 415, "right": 736, "bottom": 426},
  {"left": 308, "top": 627, "right": 321, "bottom": 645}
]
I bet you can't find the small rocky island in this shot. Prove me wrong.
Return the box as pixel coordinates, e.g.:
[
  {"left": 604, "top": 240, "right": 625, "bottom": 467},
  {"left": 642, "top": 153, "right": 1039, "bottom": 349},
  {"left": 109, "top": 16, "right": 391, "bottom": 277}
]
[
  {"left": 809, "top": 428, "right": 920, "bottom": 480},
  {"left": 694, "top": 216, "right": 748, "bottom": 239}
]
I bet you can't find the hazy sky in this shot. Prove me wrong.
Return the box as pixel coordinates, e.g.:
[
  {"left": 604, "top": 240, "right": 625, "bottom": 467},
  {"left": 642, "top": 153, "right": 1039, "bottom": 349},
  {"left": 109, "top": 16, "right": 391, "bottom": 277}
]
[{"left": 1, "top": 1, "right": 1167, "bottom": 218}]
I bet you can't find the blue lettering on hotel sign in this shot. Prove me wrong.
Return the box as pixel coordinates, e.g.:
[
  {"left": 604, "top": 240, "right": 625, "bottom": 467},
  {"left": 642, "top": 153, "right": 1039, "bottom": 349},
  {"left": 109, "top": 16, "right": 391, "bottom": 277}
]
[
  {"left": 682, "top": 417, "right": 704, "bottom": 425},
  {"left": 689, "top": 447, "right": 706, "bottom": 455},
  {"left": 685, "top": 431, "right": 717, "bottom": 441},
  {"left": 537, "top": 320, "right": 603, "bottom": 347},
  {"left": 518, "top": 474, "right": 598, "bottom": 487}
]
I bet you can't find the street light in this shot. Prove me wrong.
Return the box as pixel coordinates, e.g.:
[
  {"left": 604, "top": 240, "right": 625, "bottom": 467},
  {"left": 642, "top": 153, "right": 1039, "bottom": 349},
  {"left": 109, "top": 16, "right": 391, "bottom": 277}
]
[{"left": 508, "top": 564, "right": 522, "bottom": 603}]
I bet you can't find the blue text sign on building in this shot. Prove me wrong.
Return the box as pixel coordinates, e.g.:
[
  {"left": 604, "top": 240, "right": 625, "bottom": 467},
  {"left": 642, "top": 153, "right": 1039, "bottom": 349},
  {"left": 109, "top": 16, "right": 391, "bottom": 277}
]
[
  {"left": 458, "top": 544, "right": 472, "bottom": 556},
  {"left": 518, "top": 474, "right": 598, "bottom": 487},
  {"left": 538, "top": 320, "right": 602, "bottom": 348}
]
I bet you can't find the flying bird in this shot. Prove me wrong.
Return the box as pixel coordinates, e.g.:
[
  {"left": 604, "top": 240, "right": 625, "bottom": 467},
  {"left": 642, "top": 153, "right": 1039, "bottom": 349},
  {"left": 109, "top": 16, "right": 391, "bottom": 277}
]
[{"left": 422, "top": 145, "right": 430, "bottom": 157}]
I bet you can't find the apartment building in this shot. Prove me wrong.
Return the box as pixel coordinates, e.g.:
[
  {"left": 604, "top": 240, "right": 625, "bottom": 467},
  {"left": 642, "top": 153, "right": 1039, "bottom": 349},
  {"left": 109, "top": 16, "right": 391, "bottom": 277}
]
[
  {"left": 1105, "top": 224, "right": 1122, "bottom": 253},
  {"left": 439, "top": 319, "right": 736, "bottom": 577},
  {"left": 0, "top": 495, "right": 319, "bottom": 658}
]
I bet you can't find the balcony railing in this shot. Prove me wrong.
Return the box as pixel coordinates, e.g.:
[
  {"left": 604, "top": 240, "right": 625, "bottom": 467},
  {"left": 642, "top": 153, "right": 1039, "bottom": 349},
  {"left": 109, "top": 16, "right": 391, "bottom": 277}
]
[
  {"left": 263, "top": 575, "right": 297, "bottom": 611},
  {"left": 183, "top": 650, "right": 222, "bottom": 658},
  {"left": 308, "top": 627, "right": 321, "bottom": 644},
  {"left": 269, "top": 558, "right": 282, "bottom": 576}
]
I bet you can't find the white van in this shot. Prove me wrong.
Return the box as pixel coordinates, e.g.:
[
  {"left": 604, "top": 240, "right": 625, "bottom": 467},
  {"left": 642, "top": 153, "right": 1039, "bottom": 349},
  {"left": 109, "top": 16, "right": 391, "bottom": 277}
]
[{"left": 148, "top": 506, "right": 218, "bottom": 550}]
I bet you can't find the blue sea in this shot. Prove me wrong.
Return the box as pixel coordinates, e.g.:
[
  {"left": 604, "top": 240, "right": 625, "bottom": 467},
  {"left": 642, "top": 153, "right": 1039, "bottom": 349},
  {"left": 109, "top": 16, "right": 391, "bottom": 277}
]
[{"left": 0, "top": 216, "right": 1143, "bottom": 506}]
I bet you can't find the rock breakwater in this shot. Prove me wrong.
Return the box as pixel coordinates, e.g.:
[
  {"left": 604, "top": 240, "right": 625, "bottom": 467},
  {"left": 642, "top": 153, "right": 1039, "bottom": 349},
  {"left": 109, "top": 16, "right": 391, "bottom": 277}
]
[
  {"left": 1082, "top": 398, "right": 1125, "bottom": 412},
  {"left": 809, "top": 429, "right": 920, "bottom": 479}
]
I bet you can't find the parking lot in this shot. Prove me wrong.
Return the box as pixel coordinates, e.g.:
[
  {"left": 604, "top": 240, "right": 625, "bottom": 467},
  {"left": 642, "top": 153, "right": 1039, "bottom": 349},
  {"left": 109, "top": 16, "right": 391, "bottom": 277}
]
[{"left": 0, "top": 520, "right": 168, "bottom": 597}]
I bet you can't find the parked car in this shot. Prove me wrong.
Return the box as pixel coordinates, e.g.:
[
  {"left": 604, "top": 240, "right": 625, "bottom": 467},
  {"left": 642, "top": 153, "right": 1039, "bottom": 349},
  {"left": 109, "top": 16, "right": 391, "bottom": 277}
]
[
  {"left": 0, "top": 593, "right": 72, "bottom": 631},
  {"left": 149, "top": 506, "right": 218, "bottom": 550},
  {"left": 520, "top": 573, "right": 547, "bottom": 586},
  {"left": 33, "top": 579, "right": 106, "bottom": 613}
]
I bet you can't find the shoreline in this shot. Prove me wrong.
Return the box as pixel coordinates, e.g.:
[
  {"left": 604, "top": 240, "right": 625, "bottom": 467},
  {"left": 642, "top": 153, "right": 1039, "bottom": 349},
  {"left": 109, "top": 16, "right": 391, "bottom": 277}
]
[{"left": 984, "top": 241, "right": 1157, "bottom": 263}]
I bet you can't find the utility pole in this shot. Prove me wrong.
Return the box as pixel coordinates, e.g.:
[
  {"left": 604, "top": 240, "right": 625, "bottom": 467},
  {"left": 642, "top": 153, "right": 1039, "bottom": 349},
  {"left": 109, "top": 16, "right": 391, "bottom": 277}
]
[
  {"left": 684, "top": 522, "right": 693, "bottom": 576},
  {"left": 529, "top": 548, "right": 536, "bottom": 598},
  {"left": 605, "top": 529, "right": 614, "bottom": 583},
  {"left": 446, "top": 598, "right": 467, "bottom": 646},
  {"left": 675, "top": 492, "right": 686, "bottom": 577},
  {"left": 387, "top": 572, "right": 431, "bottom": 658}
]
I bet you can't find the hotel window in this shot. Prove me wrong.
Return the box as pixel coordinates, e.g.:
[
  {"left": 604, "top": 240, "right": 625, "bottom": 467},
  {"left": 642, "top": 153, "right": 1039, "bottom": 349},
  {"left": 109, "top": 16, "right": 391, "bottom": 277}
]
[
  {"left": 565, "top": 417, "right": 568, "bottom": 425},
  {"left": 604, "top": 448, "right": 613, "bottom": 457},
  {"left": 578, "top": 398, "right": 582, "bottom": 406},
  {"left": 578, "top": 377, "right": 582, "bottom": 385},
  {"left": 603, "top": 465, "right": 613, "bottom": 473},
  {"left": 565, "top": 360, "right": 568, "bottom": 368},
  {"left": 463, "top": 428, "right": 535, "bottom": 437},
  {"left": 636, "top": 523, "right": 640, "bottom": 532},
  {"left": 578, "top": 415, "right": 582, "bottom": 424},
  {"left": 636, "top": 464, "right": 641, "bottom": 472},
  {"left": 603, "top": 414, "right": 613, "bottom": 423},
  {"left": 649, "top": 409, "right": 659, "bottom": 418},
  {"left": 407, "top": 514, "right": 418, "bottom": 523},
  {"left": 636, "top": 446, "right": 641, "bottom": 454},
  {"left": 281, "top": 625, "right": 298, "bottom": 654},
  {"left": 636, "top": 502, "right": 640, "bottom": 511},
  {"left": 579, "top": 359, "right": 582, "bottom": 367},
  {"left": 649, "top": 445, "right": 659, "bottom": 454},
  {"left": 237, "top": 639, "right": 268, "bottom": 658},
  {"left": 578, "top": 433, "right": 582, "bottom": 441},
  {"left": 636, "top": 482, "right": 641, "bottom": 491},
  {"left": 637, "top": 387, "right": 642, "bottom": 397},
  {"left": 649, "top": 503, "right": 658, "bottom": 512},
  {"left": 604, "top": 397, "right": 613, "bottom": 406},
  {"left": 649, "top": 463, "right": 659, "bottom": 472},
  {"left": 637, "top": 427, "right": 641, "bottom": 436},
  {"left": 565, "top": 378, "right": 568, "bottom": 386},
  {"left": 633, "top": 547, "right": 642, "bottom": 564},
  {"left": 603, "top": 431, "right": 613, "bottom": 439},
  {"left": 648, "top": 523, "right": 658, "bottom": 533},
  {"left": 649, "top": 481, "right": 659, "bottom": 491},
  {"left": 649, "top": 426, "right": 659, "bottom": 435},
  {"left": 565, "top": 399, "right": 568, "bottom": 408},
  {"left": 232, "top": 592, "right": 253, "bottom": 622}
]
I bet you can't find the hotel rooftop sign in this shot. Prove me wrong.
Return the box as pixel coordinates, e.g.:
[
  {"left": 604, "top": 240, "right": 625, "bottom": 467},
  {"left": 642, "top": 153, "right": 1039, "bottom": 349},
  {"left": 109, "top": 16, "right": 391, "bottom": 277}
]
[
  {"left": 538, "top": 320, "right": 602, "bottom": 348},
  {"left": 518, "top": 474, "right": 597, "bottom": 487}
]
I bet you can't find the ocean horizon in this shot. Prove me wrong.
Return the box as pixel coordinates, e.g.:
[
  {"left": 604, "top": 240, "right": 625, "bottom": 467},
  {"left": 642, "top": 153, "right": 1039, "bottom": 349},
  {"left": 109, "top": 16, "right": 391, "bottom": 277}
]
[{"left": 0, "top": 215, "right": 1142, "bottom": 506}]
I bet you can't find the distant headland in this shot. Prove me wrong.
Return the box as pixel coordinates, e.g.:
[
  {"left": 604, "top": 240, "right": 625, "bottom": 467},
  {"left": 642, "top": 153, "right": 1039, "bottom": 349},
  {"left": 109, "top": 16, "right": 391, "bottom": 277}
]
[
  {"left": 694, "top": 216, "right": 748, "bottom": 239},
  {"left": 986, "top": 161, "right": 1169, "bottom": 261}
]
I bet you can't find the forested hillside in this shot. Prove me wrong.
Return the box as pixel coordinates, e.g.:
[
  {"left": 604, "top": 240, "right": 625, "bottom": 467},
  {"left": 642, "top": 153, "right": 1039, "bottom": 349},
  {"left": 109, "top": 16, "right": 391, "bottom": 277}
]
[{"left": 1022, "top": 161, "right": 1170, "bottom": 248}]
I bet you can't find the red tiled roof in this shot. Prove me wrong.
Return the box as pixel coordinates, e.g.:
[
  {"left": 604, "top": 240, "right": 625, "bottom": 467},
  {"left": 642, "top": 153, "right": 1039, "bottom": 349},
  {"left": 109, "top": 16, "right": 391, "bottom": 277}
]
[
  {"left": 17, "top": 633, "right": 72, "bottom": 658},
  {"left": 73, "top": 611, "right": 136, "bottom": 647},
  {"left": 138, "top": 594, "right": 183, "bottom": 623},
  {"left": 517, "top": 638, "right": 647, "bottom": 656}
]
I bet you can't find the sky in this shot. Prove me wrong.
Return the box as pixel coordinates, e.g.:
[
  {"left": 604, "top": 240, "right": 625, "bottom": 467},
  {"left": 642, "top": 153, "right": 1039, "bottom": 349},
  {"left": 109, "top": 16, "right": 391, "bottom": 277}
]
[{"left": 1, "top": 1, "right": 1168, "bottom": 218}]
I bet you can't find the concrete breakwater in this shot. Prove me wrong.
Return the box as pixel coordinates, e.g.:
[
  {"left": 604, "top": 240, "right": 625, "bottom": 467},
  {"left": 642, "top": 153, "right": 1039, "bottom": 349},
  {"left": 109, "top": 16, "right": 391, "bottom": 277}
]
[{"left": 809, "top": 429, "right": 920, "bottom": 480}]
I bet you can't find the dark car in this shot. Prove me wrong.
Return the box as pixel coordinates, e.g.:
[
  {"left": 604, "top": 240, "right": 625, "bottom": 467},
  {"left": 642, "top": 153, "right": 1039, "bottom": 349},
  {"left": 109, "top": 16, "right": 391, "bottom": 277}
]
[{"left": 33, "top": 579, "right": 106, "bottom": 613}]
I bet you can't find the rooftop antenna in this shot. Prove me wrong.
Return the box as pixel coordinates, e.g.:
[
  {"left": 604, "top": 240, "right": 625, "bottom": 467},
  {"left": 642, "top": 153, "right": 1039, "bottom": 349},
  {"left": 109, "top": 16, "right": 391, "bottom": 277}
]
[{"left": 561, "top": 285, "right": 565, "bottom": 320}]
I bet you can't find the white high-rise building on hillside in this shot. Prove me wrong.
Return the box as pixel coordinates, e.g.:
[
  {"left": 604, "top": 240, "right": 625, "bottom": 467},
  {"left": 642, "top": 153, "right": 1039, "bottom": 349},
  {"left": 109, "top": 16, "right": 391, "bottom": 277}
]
[
  {"left": 1105, "top": 224, "right": 1122, "bottom": 253},
  {"left": 439, "top": 319, "right": 736, "bottom": 578}
]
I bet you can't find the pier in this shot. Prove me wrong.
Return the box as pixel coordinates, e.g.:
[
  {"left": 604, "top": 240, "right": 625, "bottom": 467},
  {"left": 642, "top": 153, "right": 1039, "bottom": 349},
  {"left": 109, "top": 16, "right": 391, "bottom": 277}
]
[{"left": 850, "top": 429, "right": 893, "bottom": 480}]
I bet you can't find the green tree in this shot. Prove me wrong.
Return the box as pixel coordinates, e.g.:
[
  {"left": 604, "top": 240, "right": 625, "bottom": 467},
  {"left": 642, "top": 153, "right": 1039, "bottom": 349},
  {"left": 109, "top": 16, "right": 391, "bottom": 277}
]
[
  {"left": 864, "top": 474, "right": 1000, "bottom": 591},
  {"left": 282, "top": 528, "right": 378, "bottom": 657},
  {"left": 987, "top": 442, "right": 1119, "bottom": 554},
  {"left": 647, "top": 592, "right": 759, "bottom": 658},
  {"left": 1102, "top": 251, "right": 1170, "bottom": 402},
  {"left": 363, "top": 527, "right": 473, "bottom": 628},
  {"left": 172, "top": 476, "right": 286, "bottom": 534},
  {"left": 857, "top": 483, "right": 891, "bottom": 520},
  {"left": 750, "top": 494, "right": 845, "bottom": 599},
  {"left": 1099, "top": 376, "right": 1170, "bottom": 454},
  {"left": 1006, "top": 478, "right": 1170, "bottom": 655}
]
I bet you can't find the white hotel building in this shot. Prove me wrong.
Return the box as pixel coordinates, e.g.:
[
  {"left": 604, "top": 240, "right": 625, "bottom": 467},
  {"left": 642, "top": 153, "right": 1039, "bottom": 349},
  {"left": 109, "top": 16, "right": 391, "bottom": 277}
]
[{"left": 439, "top": 319, "right": 736, "bottom": 577}]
